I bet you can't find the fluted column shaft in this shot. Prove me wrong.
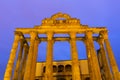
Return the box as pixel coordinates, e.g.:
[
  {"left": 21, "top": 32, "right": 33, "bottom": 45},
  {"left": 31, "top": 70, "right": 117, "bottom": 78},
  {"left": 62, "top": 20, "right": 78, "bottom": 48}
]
[
  {"left": 70, "top": 32, "right": 81, "bottom": 80},
  {"left": 101, "top": 31, "right": 120, "bottom": 80},
  {"left": 85, "top": 40, "right": 94, "bottom": 80},
  {"left": 19, "top": 43, "right": 29, "bottom": 80},
  {"left": 45, "top": 32, "right": 53, "bottom": 80},
  {"left": 98, "top": 38, "right": 112, "bottom": 80},
  {"left": 12, "top": 39, "right": 24, "bottom": 80},
  {"left": 24, "top": 32, "right": 37, "bottom": 80},
  {"left": 85, "top": 31, "right": 102, "bottom": 80},
  {"left": 30, "top": 39, "right": 39, "bottom": 80},
  {"left": 4, "top": 32, "right": 20, "bottom": 80}
]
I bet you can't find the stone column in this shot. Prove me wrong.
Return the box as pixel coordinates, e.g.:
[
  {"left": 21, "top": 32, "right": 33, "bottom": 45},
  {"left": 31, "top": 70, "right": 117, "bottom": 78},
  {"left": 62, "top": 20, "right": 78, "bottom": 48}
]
[
  {"left": 12, "top": 38, "right": 24, "bottom": 80},
  {"left": 19, "top": 43, "right": 29, "bottom": 80},
  {"left": 45, "top": 32, "right": 54, "bottom": 80},
  {"left": 4, "top": 32, "right": 20, "bottom": 80},
  {"left": 24, "top": 32, "right": 37, "bottom": 80},
  {"left": 85, "top": 31, "right": 102, "bottom": 80},
  {"left": 70, "top": 32, "right": 81, "bottom": 80},
  {"left": 30, "top": 39, "right": 39, "bottom": 80},
  {"left": 84, "top": 39, "right": 94, "bottom": 80},
  {"left": 98, "top": 38, "right": 112, "bottom": 80},
  {"left": 100, "top": 31, "right": 120, "bottom": 80}
]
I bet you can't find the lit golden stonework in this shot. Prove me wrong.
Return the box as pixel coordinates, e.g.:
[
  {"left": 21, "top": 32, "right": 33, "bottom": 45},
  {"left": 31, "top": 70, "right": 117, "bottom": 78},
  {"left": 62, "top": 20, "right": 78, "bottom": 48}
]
[
  {"left": 41, "top": 12, "right": 80, "bottom": 26},
  {"left": 4, "top": 12, "right": 120, "bottom": 80}
]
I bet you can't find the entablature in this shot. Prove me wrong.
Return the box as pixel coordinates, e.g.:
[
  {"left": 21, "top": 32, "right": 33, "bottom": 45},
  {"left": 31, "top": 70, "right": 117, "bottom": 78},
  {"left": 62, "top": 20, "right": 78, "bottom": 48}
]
[{"left": 15, "top": 27, "right": 107, "bottom": 34}]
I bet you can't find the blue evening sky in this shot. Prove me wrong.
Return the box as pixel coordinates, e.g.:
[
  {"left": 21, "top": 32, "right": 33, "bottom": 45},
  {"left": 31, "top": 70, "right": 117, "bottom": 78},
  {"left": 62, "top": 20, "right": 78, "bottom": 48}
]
[{"left": 0, "top": 0, "right": 120, "bottom": 79}]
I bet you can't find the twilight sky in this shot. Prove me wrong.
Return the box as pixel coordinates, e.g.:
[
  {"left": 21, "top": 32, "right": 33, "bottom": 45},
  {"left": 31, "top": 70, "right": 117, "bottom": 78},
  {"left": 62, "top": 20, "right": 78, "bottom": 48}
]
[{"left": 0, "top": 0, "right": 120, "bottom": 79}]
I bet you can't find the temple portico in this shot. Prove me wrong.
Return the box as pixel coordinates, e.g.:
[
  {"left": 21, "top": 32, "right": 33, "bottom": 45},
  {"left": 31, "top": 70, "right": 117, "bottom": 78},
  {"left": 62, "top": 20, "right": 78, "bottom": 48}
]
[{"left": 4, "top": 12, "right": 119, "bottom": 80}]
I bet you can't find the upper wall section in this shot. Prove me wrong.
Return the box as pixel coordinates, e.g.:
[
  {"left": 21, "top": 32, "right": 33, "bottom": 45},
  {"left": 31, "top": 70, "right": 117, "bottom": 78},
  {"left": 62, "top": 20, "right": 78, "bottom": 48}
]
[{"left": 41, "top": 12, "right": 81, "bottom": 26}]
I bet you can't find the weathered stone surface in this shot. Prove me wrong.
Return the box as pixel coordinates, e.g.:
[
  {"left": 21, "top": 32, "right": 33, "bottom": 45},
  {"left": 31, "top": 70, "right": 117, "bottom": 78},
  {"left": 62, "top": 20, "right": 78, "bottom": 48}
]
[{"left": 4, "top": 13, "right": 119, "bottom": 80}]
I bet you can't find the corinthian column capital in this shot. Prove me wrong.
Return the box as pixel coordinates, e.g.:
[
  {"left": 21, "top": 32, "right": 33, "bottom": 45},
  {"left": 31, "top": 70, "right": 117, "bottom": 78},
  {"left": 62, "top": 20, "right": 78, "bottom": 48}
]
[
  {"left": 70, "top": 32, "right": 76, "bottom": 40},
  {"left": 47, "top": 32, "right": 53, "bottom": 40},
  {"left": 85, "top": 31, "right": 93, "bottom": 39},
  {"left": 30, "top": 31, "right": 37, "bottom": 40},
  {"left": 100, "top": 30, "right": 108, "bottom": 39},
  {"left": 14, "top": 31, "right": 21, "bottom": 41}
]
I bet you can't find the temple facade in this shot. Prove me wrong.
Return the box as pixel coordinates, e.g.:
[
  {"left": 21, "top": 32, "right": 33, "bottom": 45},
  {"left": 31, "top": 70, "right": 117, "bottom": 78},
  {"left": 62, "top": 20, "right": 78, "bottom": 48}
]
[{"left": 4, "top": 12, "right": 120, "bottom": 80}]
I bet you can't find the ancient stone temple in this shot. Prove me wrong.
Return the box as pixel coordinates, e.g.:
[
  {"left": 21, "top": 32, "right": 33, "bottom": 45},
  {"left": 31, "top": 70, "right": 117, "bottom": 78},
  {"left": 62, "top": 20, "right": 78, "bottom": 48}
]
[{"left": 4, "top": 12, "right": 120, "bottom": 80}]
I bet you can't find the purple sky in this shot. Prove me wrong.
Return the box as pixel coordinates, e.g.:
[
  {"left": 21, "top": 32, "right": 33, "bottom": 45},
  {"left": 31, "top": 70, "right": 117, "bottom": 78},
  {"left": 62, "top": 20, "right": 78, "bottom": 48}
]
[{"left": 0, "top": 0, "right": 120, "bottom": 79}]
